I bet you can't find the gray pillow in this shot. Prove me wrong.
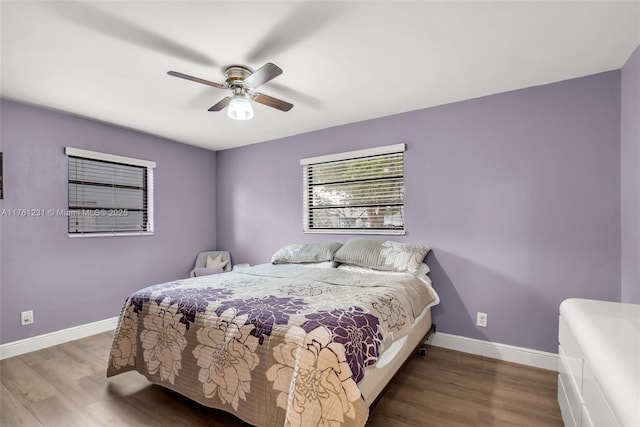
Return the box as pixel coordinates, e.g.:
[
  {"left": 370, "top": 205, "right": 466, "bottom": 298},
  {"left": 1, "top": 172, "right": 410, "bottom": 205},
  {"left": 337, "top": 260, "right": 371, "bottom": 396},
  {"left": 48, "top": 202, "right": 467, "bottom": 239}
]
[
  {"left": 334, "top": 238, "right": 430, "bottom": 275},
  {"left": 271, "top": 242, "right": 343, "bottom": 264}
]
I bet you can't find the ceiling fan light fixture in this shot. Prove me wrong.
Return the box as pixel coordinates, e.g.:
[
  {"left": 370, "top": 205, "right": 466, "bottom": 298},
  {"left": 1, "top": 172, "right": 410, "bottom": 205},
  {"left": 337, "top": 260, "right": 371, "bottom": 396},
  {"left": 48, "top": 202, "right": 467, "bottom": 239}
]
[{"left": 227, "top": 96, "right": 254, "bottom": 120}]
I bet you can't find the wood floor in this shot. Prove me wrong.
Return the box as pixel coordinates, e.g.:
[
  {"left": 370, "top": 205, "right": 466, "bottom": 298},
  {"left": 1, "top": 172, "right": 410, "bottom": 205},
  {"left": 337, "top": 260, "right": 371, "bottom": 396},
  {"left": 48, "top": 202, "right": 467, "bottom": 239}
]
[{"left": 0, "top": 331, "right": 563, "bottom": 427}]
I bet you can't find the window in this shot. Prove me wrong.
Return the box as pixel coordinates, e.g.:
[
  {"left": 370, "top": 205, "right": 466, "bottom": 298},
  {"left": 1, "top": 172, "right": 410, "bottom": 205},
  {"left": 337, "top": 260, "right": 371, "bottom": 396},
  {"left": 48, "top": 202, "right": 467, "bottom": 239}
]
[
  {"left": 301, "top": 144, "right": 405, "bottom": 234},
  {"left": 65, "top": 147, "right": 155, "bottom": 236}
]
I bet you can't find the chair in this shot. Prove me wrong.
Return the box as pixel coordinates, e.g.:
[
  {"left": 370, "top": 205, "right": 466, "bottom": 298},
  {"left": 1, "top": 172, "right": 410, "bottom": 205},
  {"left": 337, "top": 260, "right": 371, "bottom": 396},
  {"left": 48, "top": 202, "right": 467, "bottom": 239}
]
[{"left": 190, "top": 250, "right": 233, "bottom": 277}]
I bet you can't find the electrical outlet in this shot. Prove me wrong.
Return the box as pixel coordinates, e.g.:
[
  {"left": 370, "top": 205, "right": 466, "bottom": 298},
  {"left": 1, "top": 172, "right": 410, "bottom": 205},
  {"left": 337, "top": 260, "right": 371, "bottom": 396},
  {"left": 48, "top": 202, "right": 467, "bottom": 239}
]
[
  {"left": 476, "top": 312, "right": 487, "bottom": 327},
  {"left": 21, "top": 310, "right": 34, "bottom": 326}
]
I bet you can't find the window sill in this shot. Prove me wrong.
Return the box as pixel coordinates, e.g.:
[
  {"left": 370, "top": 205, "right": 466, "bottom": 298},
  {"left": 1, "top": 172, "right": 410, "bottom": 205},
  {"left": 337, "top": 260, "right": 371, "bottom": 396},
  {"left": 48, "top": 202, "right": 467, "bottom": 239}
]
[
  {"left": 68, "top": 232, "right": 154, "bottom": 238},
  {"left": 303, "top": 229, "right": 406, "bottom": 235}
]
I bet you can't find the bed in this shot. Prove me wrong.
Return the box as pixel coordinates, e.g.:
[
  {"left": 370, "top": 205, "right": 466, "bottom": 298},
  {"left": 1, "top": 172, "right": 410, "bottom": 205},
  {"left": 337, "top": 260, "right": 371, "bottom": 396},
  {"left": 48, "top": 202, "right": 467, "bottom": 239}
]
[{"left": 107, "top": 239, "right": 440, "bottom": 427}]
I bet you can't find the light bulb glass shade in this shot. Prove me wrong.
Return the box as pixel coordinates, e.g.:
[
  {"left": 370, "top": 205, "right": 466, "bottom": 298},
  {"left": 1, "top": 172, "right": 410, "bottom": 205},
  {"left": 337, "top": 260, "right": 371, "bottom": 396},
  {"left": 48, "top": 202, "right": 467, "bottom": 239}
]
[{"left": 227, "top": 96, "right": 254, "bottom": 120}]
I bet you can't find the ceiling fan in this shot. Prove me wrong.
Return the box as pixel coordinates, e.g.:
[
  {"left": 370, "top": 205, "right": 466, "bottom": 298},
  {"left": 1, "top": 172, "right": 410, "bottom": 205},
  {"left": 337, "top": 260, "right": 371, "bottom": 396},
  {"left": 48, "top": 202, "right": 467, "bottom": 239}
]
[{"left": 167, "top": 63, "right": 293, "bottom": 120}]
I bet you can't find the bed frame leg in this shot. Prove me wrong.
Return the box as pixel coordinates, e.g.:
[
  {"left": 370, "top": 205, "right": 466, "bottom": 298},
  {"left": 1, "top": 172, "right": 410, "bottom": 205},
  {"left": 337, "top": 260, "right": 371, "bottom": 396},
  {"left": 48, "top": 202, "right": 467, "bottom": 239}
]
[
  {"left": 416, "top": 323, "right": 436, "bottom": 356},
  {"left": 417, "top": 344, "right": 427, "bottom": 356}
]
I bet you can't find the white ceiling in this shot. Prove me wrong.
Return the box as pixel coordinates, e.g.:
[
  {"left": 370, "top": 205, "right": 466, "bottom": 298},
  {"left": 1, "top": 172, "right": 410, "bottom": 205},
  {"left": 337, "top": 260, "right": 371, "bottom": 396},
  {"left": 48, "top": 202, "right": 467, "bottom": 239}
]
[{"left": 1, "top": 1, "right": 639, "bottom": 151}]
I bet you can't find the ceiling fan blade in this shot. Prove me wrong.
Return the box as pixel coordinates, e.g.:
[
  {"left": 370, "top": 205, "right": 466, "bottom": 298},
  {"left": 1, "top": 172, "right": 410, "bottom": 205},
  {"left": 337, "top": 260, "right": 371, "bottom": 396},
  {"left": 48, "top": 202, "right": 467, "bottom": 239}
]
[
  {"left": 252, "top": 92, "right": 293, "bottom": 112},
  {"left": 243, "top": 63, "right": 282, "bottom": 89},
  {"left": 246, "top": 2, "right": 348, "bottom": 63},
  {"left": 46, "top": 2, "right": 216, "bottom": 67},
  {"left": 266, "top": 82, "right": 325, "bottom": 109},
  {"left": 208, "top": 97, "right": 232, "bottom": 111},
  {"left": 167, "top": 71, "right": 226, "bottom": 90}
]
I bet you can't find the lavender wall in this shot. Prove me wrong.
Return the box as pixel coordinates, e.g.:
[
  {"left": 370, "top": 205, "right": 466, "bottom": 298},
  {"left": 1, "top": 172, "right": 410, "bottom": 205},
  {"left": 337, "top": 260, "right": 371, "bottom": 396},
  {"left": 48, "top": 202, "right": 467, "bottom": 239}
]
[
  {"left": 0, "top": 99, "right": 217, "bottom": 344},
  {"left": 621, "top": 46, "right": 640, "bottom": 304},
  {"left": 217, "top": 71, "right": 622, "bottom": 354}
]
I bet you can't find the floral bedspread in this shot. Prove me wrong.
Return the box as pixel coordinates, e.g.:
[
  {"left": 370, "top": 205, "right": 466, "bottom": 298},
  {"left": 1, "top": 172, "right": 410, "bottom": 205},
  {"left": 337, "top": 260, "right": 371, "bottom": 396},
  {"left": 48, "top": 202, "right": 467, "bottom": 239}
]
[{"left": 107, "top": 264, "right": 438, "bottom": 427}]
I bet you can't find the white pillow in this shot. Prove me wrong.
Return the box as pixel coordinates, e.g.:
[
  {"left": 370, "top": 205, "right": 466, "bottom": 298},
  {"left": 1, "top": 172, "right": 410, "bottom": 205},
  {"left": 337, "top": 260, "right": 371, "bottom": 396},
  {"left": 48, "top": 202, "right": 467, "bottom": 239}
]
[
  {"left": 296, "top": 261, "right": 337, "bottom": 268},
  {"left": 417, "top": 262, "right": 431, "bottom": 276},
  {"left": 337, "top": 262, "right": 430, "bottom": 276},
  {"left": 206, "top": 254, "right": 229, "bottom": 270}
]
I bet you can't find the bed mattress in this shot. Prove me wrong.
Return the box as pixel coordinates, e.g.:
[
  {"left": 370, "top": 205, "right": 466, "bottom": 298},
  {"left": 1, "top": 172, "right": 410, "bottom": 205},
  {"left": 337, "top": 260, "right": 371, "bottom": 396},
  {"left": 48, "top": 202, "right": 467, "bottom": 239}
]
[{"left": 107, "top": 264, "right": 439, "bottom": 427}]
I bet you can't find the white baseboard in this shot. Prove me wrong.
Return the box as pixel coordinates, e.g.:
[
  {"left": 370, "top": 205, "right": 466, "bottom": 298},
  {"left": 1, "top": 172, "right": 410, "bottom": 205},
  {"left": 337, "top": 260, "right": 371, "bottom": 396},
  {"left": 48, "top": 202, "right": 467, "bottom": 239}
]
[
  {"left": 427, "top": 332, "right": 558, "bottom": 371},
  {"left": 0, "top": 317, "right": 118, "bottom": 360},
  {"left": 1, "top": 318, "right": 558, "bottom": 372}
]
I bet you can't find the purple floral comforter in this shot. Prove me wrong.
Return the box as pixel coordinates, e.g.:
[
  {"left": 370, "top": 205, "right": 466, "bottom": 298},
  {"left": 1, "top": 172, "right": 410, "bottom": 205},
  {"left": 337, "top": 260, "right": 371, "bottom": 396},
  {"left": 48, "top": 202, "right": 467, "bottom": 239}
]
[{"left": 107, "top": 264, "right": 437, "bottom": 427}]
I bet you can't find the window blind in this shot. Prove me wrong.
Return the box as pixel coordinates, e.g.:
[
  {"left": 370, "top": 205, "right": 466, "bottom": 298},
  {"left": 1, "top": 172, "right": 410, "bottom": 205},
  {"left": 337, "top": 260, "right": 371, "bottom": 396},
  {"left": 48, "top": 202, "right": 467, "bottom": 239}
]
[
  {"left": 302, "top": 145, "right": 405, "bottom": 234},
  {"left": 66, "top": 148, "right": 154, "bottom": 236}
]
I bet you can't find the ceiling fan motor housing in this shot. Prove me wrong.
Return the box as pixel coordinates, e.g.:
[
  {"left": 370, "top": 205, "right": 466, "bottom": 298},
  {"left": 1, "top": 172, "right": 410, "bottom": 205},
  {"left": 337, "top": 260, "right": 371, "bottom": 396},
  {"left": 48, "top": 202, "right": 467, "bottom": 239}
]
[{"left": 225, "top": 66, "right": 252, "bottom": 89}]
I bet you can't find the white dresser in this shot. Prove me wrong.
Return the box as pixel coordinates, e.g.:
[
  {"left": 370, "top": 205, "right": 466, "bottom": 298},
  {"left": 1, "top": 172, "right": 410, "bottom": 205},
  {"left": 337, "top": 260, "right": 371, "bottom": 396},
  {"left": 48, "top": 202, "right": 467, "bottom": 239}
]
[{"left": 558, "top": 298, "right": 640, "bottom": 427}]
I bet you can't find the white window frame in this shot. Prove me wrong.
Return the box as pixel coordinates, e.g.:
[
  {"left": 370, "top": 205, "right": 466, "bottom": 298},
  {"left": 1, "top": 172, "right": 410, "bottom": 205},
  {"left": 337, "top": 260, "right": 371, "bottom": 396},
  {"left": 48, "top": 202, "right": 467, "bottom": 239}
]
[
  {"left": 65, "top": 147, "right": 155, "bottom": 238},
  {"left": 301, "top": 143, "right": 406, "bottom": 235}
]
